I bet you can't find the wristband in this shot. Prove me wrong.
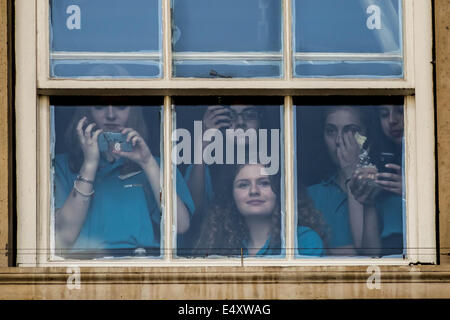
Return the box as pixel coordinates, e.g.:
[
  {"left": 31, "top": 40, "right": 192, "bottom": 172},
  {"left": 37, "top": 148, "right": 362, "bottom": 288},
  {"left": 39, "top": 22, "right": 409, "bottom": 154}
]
[
  {"left": 77, "top": 174, "right": 94, "bottom": 185},
  {"left": 73, "top": 180, "right": 95, "bottom": 197}
]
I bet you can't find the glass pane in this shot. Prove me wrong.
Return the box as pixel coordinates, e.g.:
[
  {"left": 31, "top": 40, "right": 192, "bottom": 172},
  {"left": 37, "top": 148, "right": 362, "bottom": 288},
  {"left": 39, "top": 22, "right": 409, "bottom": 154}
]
[
  {"left": 172, "top": 98, "right": 285, "bottom": 258},
  {"left": 50, "top": 0, "right": 162, "bottom": 78},
  {"left": 295, "top": 98, "right": 405, "bottom": 258},
  {"left": 172, "top": 0, "right": 283, "bottom": 78},
  {"left": 293, "top": 0, "right": 403, "bottom": 78},
  {"left": 50, "top": 97, "right": 171, "bottom": 259}
]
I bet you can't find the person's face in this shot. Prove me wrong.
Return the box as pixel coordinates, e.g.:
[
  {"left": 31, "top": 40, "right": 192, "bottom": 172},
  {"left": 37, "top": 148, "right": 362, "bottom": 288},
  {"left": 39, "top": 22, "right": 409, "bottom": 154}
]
[
  {"left": 90, "top": 106, "right": 131, "bottom": 132},
  {"left": 379, "top": 105, "right": 404, "bottom": 145},
  {"left": 323, "top": 107, "right": 366, "bottom": 165},
  {"left": 233, "top": 164, "right": 277, "bottom": 218},
  {"left": 228, "top": 105, "right": 260, "bottom": 131}
]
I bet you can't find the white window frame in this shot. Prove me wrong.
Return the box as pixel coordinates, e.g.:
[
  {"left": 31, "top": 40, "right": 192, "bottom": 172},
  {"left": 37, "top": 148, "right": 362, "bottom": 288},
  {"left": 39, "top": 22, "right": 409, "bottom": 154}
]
[{"left": 15, "top": 0, "right": 435, "bottom": 267}]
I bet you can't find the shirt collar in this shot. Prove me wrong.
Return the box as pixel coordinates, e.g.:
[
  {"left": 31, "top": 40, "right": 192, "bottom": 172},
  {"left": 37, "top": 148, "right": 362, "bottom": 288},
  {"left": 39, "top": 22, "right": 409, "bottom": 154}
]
[
  {"left": 322, "top": 173, "right": 340, "bottom": 187},
  {"left": 97, "top": 155, "right": 125, "bottom": 177},
  {"left": 242, "top": 236, "right": 271, "bottom": 257}
]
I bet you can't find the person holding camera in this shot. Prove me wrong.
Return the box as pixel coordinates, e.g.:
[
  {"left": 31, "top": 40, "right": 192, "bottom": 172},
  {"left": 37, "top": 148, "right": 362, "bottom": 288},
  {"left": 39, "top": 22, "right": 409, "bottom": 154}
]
[{"left": 53, "top": 105, "right": 194, "bottom": 258}]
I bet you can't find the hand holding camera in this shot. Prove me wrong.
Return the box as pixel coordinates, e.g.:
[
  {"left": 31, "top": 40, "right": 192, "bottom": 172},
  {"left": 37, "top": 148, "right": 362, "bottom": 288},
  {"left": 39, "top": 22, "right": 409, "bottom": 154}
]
[
  {"left": 110, "top": 128, "right": 153, "bottom": 168},
  {"left": 76, "top": 117, "right": 103, "bottom": 168},
  {"left": 76, "top": 117, "right": 153, "bottom": 170},
  {"left": 98, "top": 132, "right": 133, "bottom": 153}
]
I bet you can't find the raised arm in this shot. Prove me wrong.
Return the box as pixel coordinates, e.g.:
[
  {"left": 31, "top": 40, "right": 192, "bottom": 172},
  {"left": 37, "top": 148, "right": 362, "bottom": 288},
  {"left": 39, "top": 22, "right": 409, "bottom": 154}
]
[
  {"left": 348, "top": 167, "right": 382, "bottom": 256},
  {"left": 336, "top": 131, "right": 381, "bottom": 255},
  {"left": 186, "top": 105, "right": 232, "bottom": 210},
  {"left": 55, "top": 117, "right": 103, "bottom": 249},
  {"left": 115, "top": 128, "right": 192, "bottom": 234}
]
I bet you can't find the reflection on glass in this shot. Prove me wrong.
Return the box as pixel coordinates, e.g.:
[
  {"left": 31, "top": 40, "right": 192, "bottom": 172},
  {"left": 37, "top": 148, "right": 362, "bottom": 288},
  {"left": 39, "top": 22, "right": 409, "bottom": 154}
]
[
  {"left": 172, "top": 0, "right": 282, "bottom": 78},
  {"left": 173, "top": 99, "right": 289, "bottom": 258},
  {"left": 51, "top": 100, "right": 189, "bottom": 259},
  {"left": 50, "top": 0, "right": 162, "bottom": 78},
  {"left": 293, "top": 0, "right": 403, "bottom": 77},
  {"left": 295, "top": 99, "right": 405, "bottom": 258}
]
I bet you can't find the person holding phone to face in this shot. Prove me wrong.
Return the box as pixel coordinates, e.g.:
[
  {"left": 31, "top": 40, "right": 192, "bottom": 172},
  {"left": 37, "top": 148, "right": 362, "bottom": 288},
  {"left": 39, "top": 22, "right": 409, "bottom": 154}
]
[{"left": 53, "top": 104, "right": 194, "bottom": 258}]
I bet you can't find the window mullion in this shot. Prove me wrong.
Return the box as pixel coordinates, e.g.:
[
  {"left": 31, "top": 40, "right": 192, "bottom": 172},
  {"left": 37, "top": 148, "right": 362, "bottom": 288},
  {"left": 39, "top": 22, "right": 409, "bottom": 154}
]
[
  {"left": 284, "top": 96, "right": 294, "bottom": 261},
  {"left": 163, "top": 96, "right": 173, "bottom": 261},
  {"left": 162, "top": 0, "right": 172, "bottom": 80},
  {"left": 38, "top": 96, "right": 51, "bottom": 266},
  {"left": 283, "top": 0, "right": 292, "bottom": 80}
]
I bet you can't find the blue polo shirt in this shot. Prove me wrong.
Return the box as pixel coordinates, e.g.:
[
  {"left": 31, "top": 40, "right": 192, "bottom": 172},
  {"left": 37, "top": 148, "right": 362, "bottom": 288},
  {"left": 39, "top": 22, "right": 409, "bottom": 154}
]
[
  {"left": 243, "top": 226, "right": 324, "bottom": 257},
  {"left": 307, "top": 175, "right": 403, "bottom": 251},
  {"left": 53, "top": 154, "right": 195, "bottom": 253}
]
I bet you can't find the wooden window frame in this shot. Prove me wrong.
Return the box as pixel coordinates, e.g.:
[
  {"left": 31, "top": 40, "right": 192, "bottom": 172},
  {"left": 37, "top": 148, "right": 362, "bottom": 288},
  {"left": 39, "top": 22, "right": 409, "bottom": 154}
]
[{"left": 14, "top": 0, "right": 435, "bottom": 267}]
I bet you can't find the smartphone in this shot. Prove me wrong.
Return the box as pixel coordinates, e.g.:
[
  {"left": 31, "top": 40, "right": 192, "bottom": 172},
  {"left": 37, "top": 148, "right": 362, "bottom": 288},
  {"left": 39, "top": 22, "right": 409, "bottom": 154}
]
[
  {"left": 379, "top": 152, "right": 397, "bottom": 174},
  {"left": 98, "top": 132, "right": 133, "bottom": 153}
]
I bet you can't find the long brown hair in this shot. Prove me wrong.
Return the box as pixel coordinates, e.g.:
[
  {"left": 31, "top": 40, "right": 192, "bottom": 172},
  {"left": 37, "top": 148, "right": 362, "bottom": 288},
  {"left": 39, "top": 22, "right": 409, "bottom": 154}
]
[
  {"left": 194, "top": 164, "right": 327, "bottom": 256},
  {"left": 64, "top": 105, "right": 149, "bottom": 173}
]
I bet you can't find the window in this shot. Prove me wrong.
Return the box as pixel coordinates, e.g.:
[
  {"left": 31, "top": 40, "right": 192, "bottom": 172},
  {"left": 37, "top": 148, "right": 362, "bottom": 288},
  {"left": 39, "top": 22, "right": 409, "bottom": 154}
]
[
  {"left": 15, "top": 0, "right": 435, "bottom": 266},
  {"left": 293, "top": 0, "right": 403, "bottom": 77},
  {"left": 50, "top": 0, "right": 162, "bottom": 78}
]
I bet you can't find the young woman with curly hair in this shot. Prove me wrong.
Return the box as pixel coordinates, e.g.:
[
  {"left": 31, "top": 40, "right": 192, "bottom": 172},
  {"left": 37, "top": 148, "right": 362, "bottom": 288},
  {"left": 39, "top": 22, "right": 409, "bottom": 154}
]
[{"left": 194, "top": 163, "right": 326, "bottom": 257}]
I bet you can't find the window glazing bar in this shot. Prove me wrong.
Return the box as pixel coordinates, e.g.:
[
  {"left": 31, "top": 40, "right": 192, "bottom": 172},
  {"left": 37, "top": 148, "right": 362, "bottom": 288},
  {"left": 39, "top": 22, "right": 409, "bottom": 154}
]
[
  {"left": 172, "top": 52, "right": 282, "bottom": 61},
  {"left": 50, "top": 52, "right": 161, "bottom": 60},
  {"left": 295, "top": 52, "right": 403, "bottom": 61}
]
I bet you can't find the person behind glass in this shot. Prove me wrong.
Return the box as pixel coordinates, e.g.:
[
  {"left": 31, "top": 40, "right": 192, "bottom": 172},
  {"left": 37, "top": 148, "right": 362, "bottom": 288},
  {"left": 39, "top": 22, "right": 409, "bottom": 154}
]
[
  {"left": 364, "top": 104, "right": 404, "bottom": 255},
  {"left": 186, "top": 99, "right": 262, "bottom": 211},
  {"left": 54, "top": 104, "right": 194, "bottom": 258},
  {"left": 371, "top": 105, "right": 404, "bottom": 195},
  {"left": 307, "top": 106, "right": 382, "bottom": 256},
  {"left": 180, "top": 100, "right": 265, "bottom": 254},
  {"left": 195, "top": 163, "right": 325, "bottom": 257}
]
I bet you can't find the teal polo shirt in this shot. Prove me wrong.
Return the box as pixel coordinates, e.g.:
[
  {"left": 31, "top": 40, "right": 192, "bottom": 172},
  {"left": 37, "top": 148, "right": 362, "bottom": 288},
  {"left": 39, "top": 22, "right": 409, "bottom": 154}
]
[
  {"left": 243, "top": 226, "right": 324, "bottom": 257},
  {"left": 54, "top": 154, "right": 195, "bottom": 253},
  {"left": 307, "top": 175, "right": 403, "bottom": 251}
]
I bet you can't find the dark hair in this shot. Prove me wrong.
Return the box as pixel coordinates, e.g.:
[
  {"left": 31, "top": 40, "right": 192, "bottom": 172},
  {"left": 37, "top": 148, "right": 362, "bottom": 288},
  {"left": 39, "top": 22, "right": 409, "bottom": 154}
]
[
  {"left": 64, "top": 106, "right": 149, "bottom": 173},
  {"left": 194, "top": 164, "right": 327, "bottom": 256},
  {"left": 296, "top": 184, "right": 329, "bottom": 246},
  {"left": 318, "top": 105, "right": 375, "bottom": 179},
  {"left": 321, "top": 105, "right": 374, "bottom": 140},
  {"left": 368, "top": 105, "right": 403, "bottom": 168}
]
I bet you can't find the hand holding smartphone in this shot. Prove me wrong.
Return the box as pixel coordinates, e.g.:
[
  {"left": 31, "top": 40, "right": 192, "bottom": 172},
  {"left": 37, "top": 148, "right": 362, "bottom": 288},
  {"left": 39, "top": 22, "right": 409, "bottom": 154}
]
[
  {"left": 379, "top": 152, "right": 397, "bottom": 175},
  {"left": 98, "top": 132, "right": 133, "bottom": 153}
]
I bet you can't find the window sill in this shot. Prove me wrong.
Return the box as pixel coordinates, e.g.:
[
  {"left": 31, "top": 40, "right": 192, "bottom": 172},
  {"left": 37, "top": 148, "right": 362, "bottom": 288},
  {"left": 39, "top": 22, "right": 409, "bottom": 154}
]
[{"left": 1, "top": 265, "right": 450, "bottom": 299}]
